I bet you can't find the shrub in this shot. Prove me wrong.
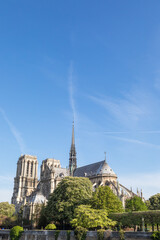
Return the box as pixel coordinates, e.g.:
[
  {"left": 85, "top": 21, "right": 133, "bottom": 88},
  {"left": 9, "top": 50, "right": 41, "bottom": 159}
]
[
  {"left": 119, "top": 229, "right": 125, "bottom": 240},
  {"left": 67, "top": 230, "right": 71, "bottom": 240},
  {"left": 74, "top": 226, "right": 87, "bottom": 240},
  {"left": 151, "top": 231, "right": 160, "bottom": 240},
  {"left": 55, "top": 230, "right": 60, "bottom": 240},
  {"left": 10, "top": 226, "right": 23, "bottom": 240},
  {"left": 97, "top": 229, "right": 105, "bottom": 240},
  {"left": 45, "top": 223, "right": 56, "bottom": 230}
]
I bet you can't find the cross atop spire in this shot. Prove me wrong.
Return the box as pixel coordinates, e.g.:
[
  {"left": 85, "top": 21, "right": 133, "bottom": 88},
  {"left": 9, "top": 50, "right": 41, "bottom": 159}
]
[
  {"left": 71, "top": 121, "right": 75, "bottom": 146},
  {"left": 70, "top": 121, "right": 76, "bottom": 155}
]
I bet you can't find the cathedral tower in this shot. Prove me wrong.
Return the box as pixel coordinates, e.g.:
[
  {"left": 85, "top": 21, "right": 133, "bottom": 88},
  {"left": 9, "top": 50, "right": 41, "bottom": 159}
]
[
  {"left": 11, "top": 155, "right": 38, "bottom": 208},
  {"left": 69, "top": 121, "right": 77, "bottom": 176}
]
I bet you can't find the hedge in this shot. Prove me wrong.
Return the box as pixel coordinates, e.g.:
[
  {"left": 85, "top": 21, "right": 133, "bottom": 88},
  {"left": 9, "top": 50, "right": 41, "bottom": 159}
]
[{"left": 109, "top": 210, "right": 160, "bottom": 227}]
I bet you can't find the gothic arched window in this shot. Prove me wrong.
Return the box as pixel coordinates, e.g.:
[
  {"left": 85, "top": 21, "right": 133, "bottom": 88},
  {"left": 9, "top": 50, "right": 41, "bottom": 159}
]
[
  {"left": 30, "top": 162, "right": 33, "bottom": 177},
  {"left": 105, "top": 181, "right": 110, "bottom": 186},
  {"left": 27, "top": 162, "right": 29, "bottom": 176}
]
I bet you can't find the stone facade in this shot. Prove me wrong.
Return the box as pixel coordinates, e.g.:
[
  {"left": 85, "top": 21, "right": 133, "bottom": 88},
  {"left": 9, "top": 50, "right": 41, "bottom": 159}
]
[
  {"left": 11, "top": 123, "right": 142, "bottom": 219},
  {"left": 12, "top": 156, "right": 68, "bottom": 219},
  {"left": 40, "top": 158, "right": 68, "bottom": 199},
  {"left": 11, "top": 155, "right": 38, "bottom": 211}
]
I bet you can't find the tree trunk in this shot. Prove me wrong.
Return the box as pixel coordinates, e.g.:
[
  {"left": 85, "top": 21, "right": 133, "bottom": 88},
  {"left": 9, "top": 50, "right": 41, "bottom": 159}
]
[{"left": 145, "top": 224, "right": 147, "bottom": 232}]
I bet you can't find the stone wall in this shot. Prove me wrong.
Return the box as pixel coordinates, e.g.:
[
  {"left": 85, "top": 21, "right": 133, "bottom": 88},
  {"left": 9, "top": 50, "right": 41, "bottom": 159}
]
[
  {"left": 0, "top": 230, "right": 10, "bottom": 240},
  {"left": 0, "top": 230, "right": 153, "bottom": 240}
]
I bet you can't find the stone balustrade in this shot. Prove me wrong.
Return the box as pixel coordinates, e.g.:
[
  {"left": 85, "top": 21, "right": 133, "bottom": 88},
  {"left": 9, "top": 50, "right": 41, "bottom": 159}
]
[{"left": 0, "top": 230, "right": 153, "bottom": 240}]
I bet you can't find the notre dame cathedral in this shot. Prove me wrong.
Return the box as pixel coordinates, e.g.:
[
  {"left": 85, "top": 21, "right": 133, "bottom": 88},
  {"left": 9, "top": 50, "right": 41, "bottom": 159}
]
[{"left": 11, "top": 122, "right": 142, "bottom": 220}]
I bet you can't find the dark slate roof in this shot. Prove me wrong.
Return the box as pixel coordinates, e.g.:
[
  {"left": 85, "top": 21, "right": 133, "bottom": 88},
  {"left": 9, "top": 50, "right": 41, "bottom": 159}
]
[{"left": 73, "top": 160, "right": 105, "bottom": 177}]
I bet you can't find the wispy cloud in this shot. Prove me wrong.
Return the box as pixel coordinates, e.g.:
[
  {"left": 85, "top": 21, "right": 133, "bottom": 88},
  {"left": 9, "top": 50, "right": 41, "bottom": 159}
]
[
  {"left": 0, "top": 108, "right": 26, "bottom": 153},
  {"left": 108, "top": 135, "right": 160, "bottom": 149},
  {"left": 88, "top": 86, "right": 156, "bottom": 129},
  {"left": 90, "top": 93, "right": 147, "bottom": 127},
  {"left": 105, "top": 130, "right": 160, "bottom": 134},
  {"left": 68, "top": 61, "right": 76, "bottom": 121}
]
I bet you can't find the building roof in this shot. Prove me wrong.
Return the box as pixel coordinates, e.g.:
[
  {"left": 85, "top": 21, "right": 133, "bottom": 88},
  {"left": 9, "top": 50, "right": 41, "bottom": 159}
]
[
  {"left": 30, "top": 191, "right": 47, "bottom": 204},
  {"left": 74, "top": 160, "right": 116, "bottom": 177},
  {"left": 54, "top": 167, "right": 68, "bottom": 178},
  {"left": 100, "top": 161, "right": 117, "bottom": 176}
]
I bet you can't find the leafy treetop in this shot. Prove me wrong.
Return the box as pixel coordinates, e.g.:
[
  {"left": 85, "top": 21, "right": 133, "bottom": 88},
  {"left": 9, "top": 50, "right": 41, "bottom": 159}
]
[
  {"left": 125, "top": 196, "right": 148, "bottom": 212},
  {"left": 71, "top": 204, "right": 116, "bottom": 229},
  {"left": 45, "top": 177, "right": 93, "bottom": 224},
  {"left": 147, "top": 194, "right": 160, "bottom": 210},
  {"left": 91, "top": 186, "right": 124, "bottom": 213},
  {"left": 0, "top": 202, "right": 15, "bottom": 217}
]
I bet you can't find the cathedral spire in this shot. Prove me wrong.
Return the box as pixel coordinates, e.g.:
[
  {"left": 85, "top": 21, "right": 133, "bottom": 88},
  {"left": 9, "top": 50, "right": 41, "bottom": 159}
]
[
  {"left": 69, "top": 121, "right": 77, "bottom": 176},
  {"left": 72, "top": 121, "right": 75, "bottom": 146}
]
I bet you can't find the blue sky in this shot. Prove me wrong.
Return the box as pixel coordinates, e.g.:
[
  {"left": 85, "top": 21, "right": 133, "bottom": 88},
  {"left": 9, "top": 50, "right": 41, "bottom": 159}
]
[{"left": 0, "top": 0, "right": 160, "bottom": 202}]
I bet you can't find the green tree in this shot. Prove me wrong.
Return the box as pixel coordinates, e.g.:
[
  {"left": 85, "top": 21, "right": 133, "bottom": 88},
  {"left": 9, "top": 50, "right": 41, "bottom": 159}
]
[
  {"left": 71, "top": 205, "right": 116, "bottom": 229},
  {"left": 0, "top": 202, "right": 15, "bottom": 217},
  {"left": 45, "top": 177, "right": 93, "bottom": 226},
  {"left": 91, "top": 186, "right": 124, "bottom": 213},
  {"left": 125, "top": 196, "right": 148, "bottom": 212},
  {"left": 38, "top": 203, "right": 48, "bottom": 229},
  {"left": 3, "top": 215, "right": 17, "bottom": 228},
  {"left": 147, "top": 194, "right": 160, "bottom": 210}
]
